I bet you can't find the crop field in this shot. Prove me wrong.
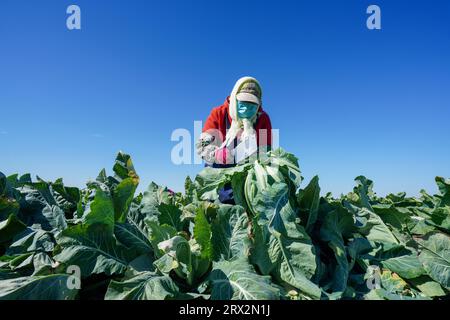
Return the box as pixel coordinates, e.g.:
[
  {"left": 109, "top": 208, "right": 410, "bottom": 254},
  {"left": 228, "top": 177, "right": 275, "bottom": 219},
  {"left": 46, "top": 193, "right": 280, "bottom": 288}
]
[{"left": 0, "top": 150, "right": 449, "bottom": 300}]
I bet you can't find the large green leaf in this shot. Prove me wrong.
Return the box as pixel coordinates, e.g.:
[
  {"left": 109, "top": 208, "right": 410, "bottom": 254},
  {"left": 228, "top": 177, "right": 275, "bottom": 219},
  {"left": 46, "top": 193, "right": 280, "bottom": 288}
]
[
  {"left": 435, "top": 177, "right": 450, "bottom": 207},
  {"left": 113, "top": 152, "right": 137, "bottom": 181},
  {"left": 372, "top": 204, "right": 412, "bottom": 231},
  {"left": 266, "top": 148, "right": 302, "bottom": 188},
  {"left": 0, "top": 193, "right": 19, "bottom": 222},
  {"left": 114, "top": 205, "right": 152, "bottom": 255},
  {"left": 113, "top": 177, "right": 139, "bottom": 223},
  {"left": 154, "top": 236, "right": 193, "bottom": 282},
  {"left": 12, "top": 177, "right": 77, "bottom": 230},
  {"left": 418, "top": 232, "right": 450, "bottom": 289},
  {"left": 352, "top": 206, "right": 400, "bottom": 247},
  {"left": 0, "top": 274, "right": 78, "bottom": 300},
  {"left": 382, "top": 253, "right": 425, "bottom": 279},
  {"left": 297, "top": 175, "right": 320, "bottom": 233},
  {"left": 0, "top": 214, "right": 26, "bottom": 243},
  {"left": 158, "top": 203, "right": 183, "bottom": 230},
  {"left": 430, "top": 206, "right": 450, "bottom": 232},
  {"left": 253, "top": 183, "right": 321, "bottom": 299},
  {"left": 6, "top": 228, "right": 55, "bottom": 255},
  {"left": 209, "top": 258, "right": 280, "bottom": 300},
  {"left": 146, "top": 221, "right": 177, "bottom": 257},
  {"left": 139, "top": 182, "right": 175, "bottom": 222},
  {"left": 54, "top": 223, "right": 135, "bottom": 277},
  {"left": 195, "top": 165, "right": 250, "bottom": 202},
  {"left": 319, "top": 206, "right": 354, "bottom": 295},
  {"left": 193, "top": 207, "right": 212, "bottom": 260},
  {"left": 155, "top": 234, "right": 211, "bottom": 287},
  {"left": 105, "top": 272, "right": 179, "bottom": 300},
  {"left": 210, "top": 205, "right": 249, "bottom": 261},
  {"left": 408, "top": 275, "right": 447, "bottom": 297},
  {"left": 0, "top": 172, "right": 6, "bottom": 196},
  {"left": 41, "top": 204, "right": 68, "bottom": 230},
  {"left": 353, "top": 176, "right": 375, "bottom": 211},
  {"left": 54, "top": 189, "right": 138, "bottom": 277},
  {"left": 83, "top": 189, "right": 114, "bottom": 230}
]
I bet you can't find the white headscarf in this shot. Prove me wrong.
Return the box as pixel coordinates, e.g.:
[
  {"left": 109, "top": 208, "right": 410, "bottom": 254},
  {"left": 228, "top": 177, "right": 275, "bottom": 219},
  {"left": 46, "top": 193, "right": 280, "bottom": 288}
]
[{"left": 223, "top": 76, "right": 262, "bottom": 148}]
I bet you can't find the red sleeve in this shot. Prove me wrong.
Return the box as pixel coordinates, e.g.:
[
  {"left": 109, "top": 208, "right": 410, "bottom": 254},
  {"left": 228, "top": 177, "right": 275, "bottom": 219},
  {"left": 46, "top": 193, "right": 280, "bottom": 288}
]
[
  {"left": 256, "top": 112, "right": 272, "bottom": 147},
  {"left": 202, "top": 106, "right": 227, "bottom": 144},
  {"left": 203, "top": 107, "right": 220, "bottom": 132}
]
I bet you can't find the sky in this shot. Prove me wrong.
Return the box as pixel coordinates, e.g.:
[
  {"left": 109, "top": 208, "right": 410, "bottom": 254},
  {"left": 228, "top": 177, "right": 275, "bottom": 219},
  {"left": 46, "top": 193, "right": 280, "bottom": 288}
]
[{"left": 0, "top": 0, "right": 449, "bottom": 197}]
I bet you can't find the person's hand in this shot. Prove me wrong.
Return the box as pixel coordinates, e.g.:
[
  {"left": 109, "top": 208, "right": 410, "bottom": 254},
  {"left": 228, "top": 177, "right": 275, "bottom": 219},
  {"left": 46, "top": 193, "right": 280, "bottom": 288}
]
[{"left": 215, "top": 147, "right": 234, "bottom": 165}]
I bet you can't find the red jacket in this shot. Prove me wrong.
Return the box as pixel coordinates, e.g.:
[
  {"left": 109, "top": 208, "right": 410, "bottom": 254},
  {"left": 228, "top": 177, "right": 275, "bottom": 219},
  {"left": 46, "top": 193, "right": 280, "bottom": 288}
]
[{"left": 202, "top": 97, "right": 272, "bottom": 147}]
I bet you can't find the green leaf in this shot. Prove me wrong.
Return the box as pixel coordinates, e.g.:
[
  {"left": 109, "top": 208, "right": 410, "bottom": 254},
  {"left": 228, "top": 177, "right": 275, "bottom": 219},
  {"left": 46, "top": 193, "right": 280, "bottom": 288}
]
[
  {"left": 354, "top": 207, "right": 400, "bottom": 247},
  {"left": 378, "top": 270, "right": 428, "bottom": 300},
  {"left": 230, "top": 171, "right": 249, "bottom": 210},
  {"left": 382, "top": 253, "right": 425, "bottom": 279},
  {"left": 195, "top": 165, "right": 250, "bottom": 202},
  {"left": 50, "top": 180, "right": 80, "bottom": 211},
  {"left": 407, "top": 217, "right": 436, "bottom": 235},
  {"left": 105, "top": 272, "right": 179, "bottom": 300},
  {"left": 154, "top": 235, "right": 210, "bottom": 287},
  {"left": 408, "top": 276, "right": 447, "bottom": 297},
  {"left": 267, "top": 148, "right": 302, "bottom": 187},
  {"left": 430, "top": 206, "right": 450, "bottom": 232},
  {"left": 209, "top": 258, "right": 280, "bottom": 300},
  {"left": 114, "top": 206, "right": 152, "bottom": 255},
  {"left": 0, "top": 196, "right": 19, "bottom": 222},
  {"left": 0, "top": 172, "right": 6, "bottom": 196},
  {"left": 211, "top": 205, "right": 249, "bottom": 261},
  {"left": 113, "top": 152, "right": 137, "bottom": 181},
  {"left": 146, "top": 221, "right": 177, "bottom": 257},
  {"left": 184, "top": 176, "right": 196, "bottom": 204},
  {"left": 54, "top": 223, "right": 136, "bottom": 277},
  {"left": 372, "top": 204, "right": 412, "bottom": 230},
  {"left": 0, "top": 269, "right": 21, "bottom": 280},
  {"left": 253, "top": 183, "right": 321, "bottom": 299},
  {"left": 0, "top": 214, "right": 26, "bottom": 243},
  {"left": 354, "top": 176, "right": 375, "bottom": 211},
  {"left": 418, "top": 232, "right": 450, "bottom": 289},
  {"left": 113, "top": 177, "right": 139, "bottom": 223},
  {"left": 127, "top": 254, "right": 155, "bottom": 273},
  {"left": 0, "top": 274, "right": 78, "bottom": 300},
  {"left": 6, "top": 228, "right": 55, "bottom": 255},
  {"left": 158, "top": 203, "right": 182, "bottom": 230},
  {"left": 114, "top": 222, "right": 152, "bottom": 255},
  {"left": 193, "top": 207, "right": 212, "bottom": 260},
  {"left": 319, "top": 206, "right": 354, "bottom": 295},
  {"left": 32, "top": 252, "right": 56, "bottom": 275},
  {"left": 137, "top": 182, "right": 174, "bottom": 224},
  {"left": 41, "top": 205, "right": 68, "bottom": 230},
  {"left": 249, "top": 216, "right": 273, "bottom": 275},
  {"left": 83, "top": 189, "right": 114, "bottom": 231},
  {"left": 297, "top": 175, "right": 320, "bottom": 233},
  {"left": 154, "top": 236, "right": 191, "bottom": 277},
  {"left": 435, "top": 177, "right": 450, "bottom": 207},
  {"left": 54, "top": 189, "right": 138, "bottom": 277}
]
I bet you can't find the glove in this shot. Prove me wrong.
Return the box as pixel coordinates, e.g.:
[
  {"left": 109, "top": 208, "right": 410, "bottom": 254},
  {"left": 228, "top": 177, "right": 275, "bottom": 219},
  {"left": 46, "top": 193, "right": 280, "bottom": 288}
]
[
  {"left": 215, "top": 147, "right": 234, "bottom": 165},
  {"left": 218, "top": 184, "right": 235, "bottom": 204}
]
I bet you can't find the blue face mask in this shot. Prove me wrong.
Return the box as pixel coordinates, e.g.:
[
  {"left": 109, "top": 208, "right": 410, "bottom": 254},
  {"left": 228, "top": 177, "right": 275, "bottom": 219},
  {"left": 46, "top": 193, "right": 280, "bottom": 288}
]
[{"left": 237, "top": 101, "right": 259, "bottom": 119}]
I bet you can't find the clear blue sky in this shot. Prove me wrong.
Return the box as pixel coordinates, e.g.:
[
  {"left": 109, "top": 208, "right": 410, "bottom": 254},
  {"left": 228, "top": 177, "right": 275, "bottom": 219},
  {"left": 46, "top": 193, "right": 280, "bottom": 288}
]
[{"left": 1, "top": 0, "right": 449, "bottom": 197}]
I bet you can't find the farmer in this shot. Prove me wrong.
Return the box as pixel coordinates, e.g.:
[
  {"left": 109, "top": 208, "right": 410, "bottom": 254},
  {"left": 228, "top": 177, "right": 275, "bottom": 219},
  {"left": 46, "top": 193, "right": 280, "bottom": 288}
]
[
  {"left": 196, "top": 76, "right": 272, "bottom": 168},
  {"left": 196, "top": 76, "right": 272, "bottom": 204}
]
